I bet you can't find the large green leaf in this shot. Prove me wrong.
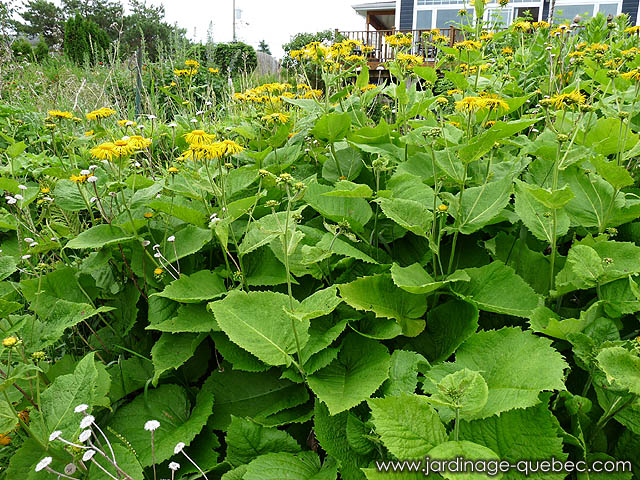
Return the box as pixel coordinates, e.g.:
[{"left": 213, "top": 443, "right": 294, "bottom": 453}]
[
  {"left": 514, "top": 180, "right": 570, "bottom": 244},
  {"left": 452, "top": 262, "right": 541, "bottom": 317},
  {"left": 312, "top": 112, "right": 352, "bottom": 142},
  {"left": 305, "top": 182, "right": 373, "bottom": 231},
  {"left": 225, "top": 416, "right": 300, "bottom": 466},
  {"left": 204, "top": 367, "right": 309, "bottom": 430},
  {"left": 65, "top": 224, "right": 136, "bottom": 249},
  {"left": 427, "top": 441, "right": 501, "bottom": 480},
  {"left": 244, "top": 452, "right": 338, "bottom": 480},
  {"left": 107, "top": 383, "right": 213, "bottom": 466},
  {"left": 32, "top": 353, "right": 110, "bottom": 441},
  {"left": 339, "top": 274, "right": 427, "bottom": 336},
  {"left": 369, "top": 393, "right": 447, "bottom": 459},
  {"left": 447, "top": 177, "right": 513, "bottom": 235},
  {"left": 391, "top": 263, "right": 470, "bottom": 295},
  {"left": 308, "top": 334, "right": 390, "bottom": 415},
  {"left": 210, "top": 290, "right": 309, "bottom": 367},
  {"left": 410, "top": 298, "right": 479, "bottom": 363},
  {"left": 382, "top": 350, "right": 429, "bottom": 397},
  {"left": 376, "top": 198, "right": 433, "bottom": 237},
  {"left": 460, "top": 401, "right": 567, "bottom": 480},
  {"left": 425, "top": 328, "right": 567, "bottom": 418},
  {"left": 0, "top": 256, "right": 17, "bottom": 281},
  {"left": 151, "top": 332, "right": 207, "bottom": 385},
  {"left": 152, "top": 270, "right": 226, "bottom": 303},
  {"left": 597, "top": 347, "right": 640, "bottom": 395}
]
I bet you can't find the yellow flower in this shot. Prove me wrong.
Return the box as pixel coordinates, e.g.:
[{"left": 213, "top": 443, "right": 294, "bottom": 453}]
[
  {"left": 568, "top": 51, "right": 586, "bottom": 58},
  {"left": 154, "top": 267, "right": 164, "bottom": 276},
  {"left": 447, "top": 89, "right": 463, "bottom": 95},
  {"left": 454, "top": 40, "right": 482, "bottom": 51},
  {"left": 587, "top": 43, "right": 609, "bottom": 54},
  {"left": 436, "top": 97, "right": 449, "bottom": 105},
  {"left": 479, "top": 93, "right": 510, "bottom": 112},
  {"left": 0, "top": 434, "right": 10, "bottom": 446},
  {"left": 621, "top": 69, "right": 640, "bottom": 81},
  {"left": 262, "top": 113, "right": 290, "bottom": 124},
  {"left": 185, "top": 59, "right": 200, "bottom": 68},
  {"left": 70, "top": 173, "right": 88, "bottom": 183},
  {"left": 48, "top": 110, "right": 73, "bottom": 119},
  {"left": 512, "top": 21, "right": 531, "bottom": 32},
  {"left": 385, "top": 33, "right": 413, "bottom": 48},
  {"left": 112, "top": 139, "right": 133, "bottom": 157},
  {"left": 624, "top": 26, "right": 640, "bottom": 34},
  {"left": 396, "top": 53, "right": 424, "bottom": 68},
  {"left": 219, "top": 139, "right": 244, "bottom": 156},
  {"left": 86, "top": 107, "right": 116, "bottom": 120},
  {"left": 84, "top": 130, "right": 94, "bottom": 136},
  {"left": 40, "top": 187, "right": 50, "bottom": 194},
  {"left": 360, "top": 84, "right": 378, "bottom": 92},
  {"left": 208, "top": 67, "right": 219, "bottom": 74},
  {"left": 168, "top": 166, "right": 179, "bottom": 173},
  {"left": 455, "top": 96, "right": 484, "bottom": 113},
  {"left": 485, "top": 120, "right": 496, "bottom": 127},
  {"left": 2, "top": 336, "right": 18, "bottom": 347},
  {"left": 118, "top": 119, "right": 137, "bottom": 127},
  {"left": 502, "top": 47, "right": 513, "bottom": 55},
  {"left": 549, "top": 90, "right": 586, "bottom": 109},
  {"left": 127, "top": 135, "right": 152, "bottom": 149},
  {"left": 144, "top": 212, "right": 153, "bottom": 219},
  {"left": 533, "top": 21, "right": 550, "bottom": 29},
  {"left": 174, "top": 68, "right": 198, "bottom": 77},
  {"left": 90, "top": 142, "right": 116, "bottom": 161},
  {"left": 480, "top": 31, "right": 494, "bottom": 41},
  {"left": 437, "top": 204, "right": 448, "bottom": 212},
  {"left": 184, "top": 129, "right": 215, "bottom": 146},
  {"left": 170, "top": 81, "right": 177, "bottom": 87},
  {"left": 447, "top": 120, "right": 461, "bottom": 128}
]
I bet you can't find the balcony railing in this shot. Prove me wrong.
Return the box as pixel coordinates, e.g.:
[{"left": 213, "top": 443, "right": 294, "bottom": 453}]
[{"left": 337, "top": 28, "right": 463, "bottom": 65}]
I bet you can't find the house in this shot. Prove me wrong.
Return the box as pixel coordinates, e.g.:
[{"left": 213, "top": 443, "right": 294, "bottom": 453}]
[{"left": 352, "top": 0, "right": 639, "bottom": 31}]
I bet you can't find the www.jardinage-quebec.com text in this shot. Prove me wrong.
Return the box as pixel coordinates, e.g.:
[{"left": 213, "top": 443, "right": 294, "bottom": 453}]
[{"left": 375, "top": 457, "right": 633, "bottom": 476}]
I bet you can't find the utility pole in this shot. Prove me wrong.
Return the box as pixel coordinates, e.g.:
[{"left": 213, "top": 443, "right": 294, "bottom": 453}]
[{"left": 232, "top": 0, "right": 236, "bottom": 42}]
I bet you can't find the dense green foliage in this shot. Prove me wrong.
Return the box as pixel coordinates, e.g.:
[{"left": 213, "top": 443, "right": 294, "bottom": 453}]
[
  {"left": 64, "top": 15, "right": 110, "bottom": 65},
  {"left": 1, "top": 8, "right": 640, "bottom": 480},
  {"left": 213, "top": 42, "right": 258, "bottom": 75}
]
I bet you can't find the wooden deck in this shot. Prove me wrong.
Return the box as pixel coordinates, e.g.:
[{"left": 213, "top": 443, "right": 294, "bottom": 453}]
[{"left": 337, "top": 28, "right": 463, "bottom": 67}]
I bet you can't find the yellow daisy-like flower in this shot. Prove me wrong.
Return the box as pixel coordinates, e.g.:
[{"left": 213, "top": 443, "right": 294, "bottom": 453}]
[
  {"left": 168, "top": 166, "right": 179, "bottom": 173},
  {"left": 84, "top": 130, "right": 94, "bottom": 136},
  {"left": 48, "top": 110, "right": 73, "bottom": 119},
  {"left": 208, "top": 67, "right": 219, "bottom": 74},
  {"left": 480, "top": 32, "right": 494, "bottom": 41},
  {"left": 262, "top": 113, "right": 290, "bottom": 124},
  {"left": 455, "top": 96, "right": 485, "bottom": 113},
  {"left": 144, "top": 212, "right": 153, "bottom": 219},
  {"left": 174, "top": 68, "right": 198, "bottom": 77},
  {"left": 533, "top": 21, "right": 550, "bottom": 29},
  {"left": 0, "top": 434, "right": 10, "bottom": 446},
  {"left": 447, "top": 89, "right": 463, "bottom": 95},
  {"left": 154, "top": 267, "right": 164, "bottom": 276},
  {"left": 447, "top": 121, "right": 461, "bottom": 128},
  {"left": 219, "top": 139, "right": 244, "bottom": 156},
  {"left": 396, "top": 53, "right": 424, "bottom": 68},
  {"left": 112, "top": 139, "right": 133, "bottom": 157},
  {"left": 127, "top": 135, "right": 152, "bottom": 149},
  {"left": 70, "top": 173, "right": 88, "bottom": 183},
  {"left": 502, "top": 47, "right": 513, "bottom": 55},
  {"left": 479, "top": 94, "right": 510, "bottom": 112},
  {"left": 624, "top": 26, "right": 640, "bottom": 34},
  {"left": 185, "top": 59, "right": 200, "bottom": 68},
  {"left": 2, "top": 336, "right": 18, "bottom": 347},
  {"left": 40, "top": 187, "right": 50, "bottom": 194},
  {"left": 621, "top": 69, "right": 640, "bottom": 81},
  {"left": 512, "top": 21, "right": 531, "bottom": 32},
  {"left": 549, "top": 90, "right": 586, "bottom": 109},
  {"left": 361, "top": 84, "right": 378, "bottom": 92},
  {"left": 587, "top": 43, "right": 609, "bottom": 54},
  {"left": 568, "top": 51, "right": 586, "bottom": 58},
  {"left": 118, "top": 119, "right": 137, "bottom": 127},
  {"left": 90, "top": 142, "right": 116, "bottom": 161},
  {"left": 184, "top": 129, "right": 215, "bottom": 146},
  {"left": 86, "top": 107, "right": 116, "bottom": 120},
  {"left": 454, "top": 40, "right": 482, "bottom": 51}
]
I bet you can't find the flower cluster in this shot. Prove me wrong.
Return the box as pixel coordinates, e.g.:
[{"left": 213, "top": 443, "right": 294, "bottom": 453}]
[{"left": 86, "top": 107, "right": 116, "bottom": 120}]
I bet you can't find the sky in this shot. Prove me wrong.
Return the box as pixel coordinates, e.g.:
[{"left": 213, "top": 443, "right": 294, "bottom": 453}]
[{"left": 147, "top": 0, "right": 370, "bottom": 58}]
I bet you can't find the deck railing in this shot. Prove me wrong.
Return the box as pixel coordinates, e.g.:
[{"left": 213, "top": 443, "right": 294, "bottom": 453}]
[{"left": 337, "top": 28, "right": 463, "bottom": 65}]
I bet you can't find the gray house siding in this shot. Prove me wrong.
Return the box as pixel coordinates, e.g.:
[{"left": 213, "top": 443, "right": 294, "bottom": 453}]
[
  {"left": 399, "top": 0, "right": 415, "bottom": 29},
  {"left": 621, "top": 0, "right": 638, "bottom": 23}
]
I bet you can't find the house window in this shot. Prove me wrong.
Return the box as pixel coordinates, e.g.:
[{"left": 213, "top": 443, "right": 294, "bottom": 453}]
[
  {"left": 416, "top": 10, "right": 433, "bottom": 29},
  {"left": 487, "top": 7, "right": 513, "bottom": 28},
  {"left": 598, "top": 3, "right": 619, "bottom": 16},
  {"left": 554, "top": 4, "right": 595, "bottom": 20},
  {"left": 435, "top": 9, "right": 472, "bottom": 28}
]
